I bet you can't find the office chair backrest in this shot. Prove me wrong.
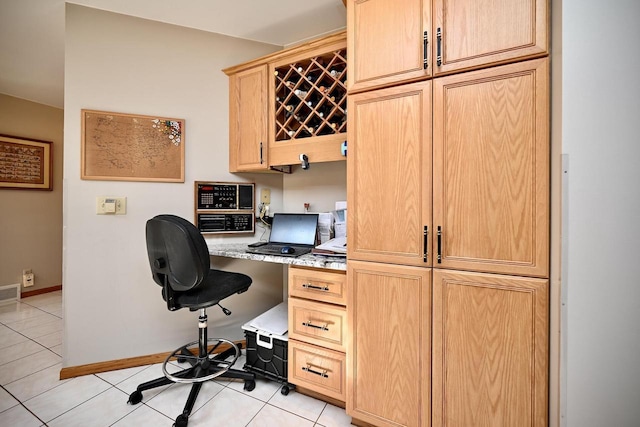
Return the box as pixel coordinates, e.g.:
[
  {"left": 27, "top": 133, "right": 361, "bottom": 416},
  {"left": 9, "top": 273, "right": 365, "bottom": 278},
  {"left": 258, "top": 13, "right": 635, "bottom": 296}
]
[{"left": 145, "top": 215, "right": 210, "bottom": 292}]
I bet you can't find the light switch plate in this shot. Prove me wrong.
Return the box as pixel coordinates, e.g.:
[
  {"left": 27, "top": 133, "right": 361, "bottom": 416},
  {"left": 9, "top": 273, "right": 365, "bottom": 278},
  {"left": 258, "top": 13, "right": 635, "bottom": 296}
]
[{"left": 96, "top": 197, "right": 127, "bottom": 215}]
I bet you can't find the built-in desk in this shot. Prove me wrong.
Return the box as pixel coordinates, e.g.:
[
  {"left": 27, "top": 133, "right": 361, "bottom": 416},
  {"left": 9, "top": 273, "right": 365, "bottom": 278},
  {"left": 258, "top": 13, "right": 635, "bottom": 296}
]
[
  {"left": 207, "top": 243, "right": 346, "bottom": 271},
  {"left": 207, "top": 242, "right": 348, "bottom": 404}
]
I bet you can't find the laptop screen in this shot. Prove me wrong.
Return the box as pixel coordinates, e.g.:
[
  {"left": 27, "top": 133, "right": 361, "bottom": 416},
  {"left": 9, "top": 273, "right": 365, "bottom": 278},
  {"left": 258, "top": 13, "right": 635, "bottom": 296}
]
[{"left": 269, "top": 213, "right": 318, "bottom": 246}]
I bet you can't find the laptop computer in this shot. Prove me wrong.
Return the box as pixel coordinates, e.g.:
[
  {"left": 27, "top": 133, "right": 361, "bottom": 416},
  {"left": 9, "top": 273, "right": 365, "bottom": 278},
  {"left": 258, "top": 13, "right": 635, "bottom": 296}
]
[{"left": 247, "top": 213, "right": 319, "bottom": 257}]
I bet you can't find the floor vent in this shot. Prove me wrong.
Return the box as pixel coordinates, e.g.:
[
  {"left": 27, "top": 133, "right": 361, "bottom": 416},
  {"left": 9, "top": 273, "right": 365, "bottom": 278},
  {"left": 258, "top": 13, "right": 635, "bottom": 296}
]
[{"left": 0, "top": 283, "right": 21, "bottom": 305}]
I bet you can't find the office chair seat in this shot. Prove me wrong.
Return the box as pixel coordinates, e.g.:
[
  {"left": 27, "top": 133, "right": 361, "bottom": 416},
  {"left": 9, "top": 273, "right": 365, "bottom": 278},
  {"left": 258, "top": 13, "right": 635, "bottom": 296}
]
[
  {"left": 165, "top": 268, "right": 251, "bottom": 311},
  {"left": 127, "top": 214, "right": 256, "bottom": 427}
]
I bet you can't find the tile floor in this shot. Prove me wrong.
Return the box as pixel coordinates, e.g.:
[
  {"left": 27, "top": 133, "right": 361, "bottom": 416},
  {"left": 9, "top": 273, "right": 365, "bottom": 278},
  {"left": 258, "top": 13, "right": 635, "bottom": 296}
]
[{"left": 0, "top": 291, "right": 353, "bottom": 427}]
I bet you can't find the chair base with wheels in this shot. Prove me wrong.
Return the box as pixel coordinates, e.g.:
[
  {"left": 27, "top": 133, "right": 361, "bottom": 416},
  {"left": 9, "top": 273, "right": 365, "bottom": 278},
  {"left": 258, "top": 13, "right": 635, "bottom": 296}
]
[
  {"left": 127, "top": 214, "right": 257, "bottom": 427},
  {"left": 127, "top": 308, "right": 255, "bottom": 427}
]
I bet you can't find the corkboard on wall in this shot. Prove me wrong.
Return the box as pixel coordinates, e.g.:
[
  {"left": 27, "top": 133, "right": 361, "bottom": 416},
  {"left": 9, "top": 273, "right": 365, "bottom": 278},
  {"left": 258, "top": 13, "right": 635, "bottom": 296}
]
[{"left": 81, "top": 109, "right": 185, "bottom": 182}]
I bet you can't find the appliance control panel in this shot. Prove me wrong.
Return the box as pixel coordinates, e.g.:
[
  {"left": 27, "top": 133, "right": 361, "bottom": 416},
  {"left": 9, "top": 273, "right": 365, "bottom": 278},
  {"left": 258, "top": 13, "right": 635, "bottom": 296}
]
[
  {"left": 194, "top": 181, "right": 254, "bottom": 234},
  {"left": 196, "top": 182, "right": 254, "bottom": 210},
  {"left": 196, "top": 213, "right": 253, "bottom": 233}
]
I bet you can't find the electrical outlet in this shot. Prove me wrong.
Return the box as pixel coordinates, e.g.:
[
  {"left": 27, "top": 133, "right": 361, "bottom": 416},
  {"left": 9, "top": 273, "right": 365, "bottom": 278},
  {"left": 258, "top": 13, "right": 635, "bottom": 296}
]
[
  {"left": 261, "top": 188, "right": 271, "bottom": 204},
  {"left": 22, "top": 269, "right": 34, "bottom": 287}
]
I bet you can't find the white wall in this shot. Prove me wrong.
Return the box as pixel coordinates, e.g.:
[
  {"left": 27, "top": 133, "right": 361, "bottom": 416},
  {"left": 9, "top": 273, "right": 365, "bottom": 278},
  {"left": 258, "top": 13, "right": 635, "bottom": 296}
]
[
  {"left": 283, "top": 161, "right": 346, "bottom": 213},
  {"left": 63, "top": 5, "right": 286, "bottom": 367},
  {"left": 563, "top": 0, "right": 640, "bottom": 425}
]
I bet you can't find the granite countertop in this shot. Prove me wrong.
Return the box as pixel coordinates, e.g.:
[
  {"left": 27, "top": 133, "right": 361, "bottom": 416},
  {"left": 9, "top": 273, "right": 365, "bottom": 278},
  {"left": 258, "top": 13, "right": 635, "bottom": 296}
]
[{"left": 207, "top": 243, "right": 347, "bottom": 271}]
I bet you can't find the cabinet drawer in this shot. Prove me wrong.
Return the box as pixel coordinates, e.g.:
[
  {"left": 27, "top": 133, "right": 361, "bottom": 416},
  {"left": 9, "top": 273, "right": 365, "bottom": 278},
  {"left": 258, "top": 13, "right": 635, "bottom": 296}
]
[
  {"left": 289, "top": 267, "right": 347, "bottom": 306},
  {"left": 288, "top": 340, "right": 346, "bottom": 402},
  {"left": 288, "top": 298, "right": 347, "bottom": 352}
]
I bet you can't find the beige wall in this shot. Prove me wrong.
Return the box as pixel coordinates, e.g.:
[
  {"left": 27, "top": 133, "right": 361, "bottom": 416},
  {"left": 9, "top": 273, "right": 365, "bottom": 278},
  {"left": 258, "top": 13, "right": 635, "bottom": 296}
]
[{"left": 0, "top": 94, "right": 63, "bottom": 293}]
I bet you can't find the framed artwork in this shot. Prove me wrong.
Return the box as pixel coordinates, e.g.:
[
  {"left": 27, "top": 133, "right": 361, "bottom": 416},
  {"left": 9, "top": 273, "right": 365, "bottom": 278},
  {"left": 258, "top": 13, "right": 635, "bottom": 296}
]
[
  {"left": 0, "top": 134, "right": 53, "bottom": 190},
  {"left": 81, "top": 110, "right": 185, "bottom": 182}
]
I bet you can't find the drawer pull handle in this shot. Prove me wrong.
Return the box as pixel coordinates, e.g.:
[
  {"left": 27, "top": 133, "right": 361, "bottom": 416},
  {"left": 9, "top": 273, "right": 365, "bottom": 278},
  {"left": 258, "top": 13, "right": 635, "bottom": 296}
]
[
  {"left": 302, "top": 365, "right": 329, "bottom": 378},
  {"left": 302, "top": 283, "right": 330, "bottom": 291},
  {"left": 302, "top": 321, "right": 329, "bottom": 331}
]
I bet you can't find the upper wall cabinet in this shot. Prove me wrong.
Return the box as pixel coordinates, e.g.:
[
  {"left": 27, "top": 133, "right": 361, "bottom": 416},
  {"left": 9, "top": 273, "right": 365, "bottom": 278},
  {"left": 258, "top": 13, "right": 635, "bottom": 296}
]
[
  {"left": 347, "top": 0, "right": 431, "bottom": 93},
  {"left": 224, "top": 31, "right": 347, "bottom": 173},
  {"left": 433, "top": 0, "right": 548, "bottom": 75},
  {"left": 347, "top": 0, "right": 548, "bottom": 93},
  {"left": 227, "top": 65, "right": 269, "bottom": 172},
  {"left": 269, "top": 35, "right": 348, "bottom": 167}
]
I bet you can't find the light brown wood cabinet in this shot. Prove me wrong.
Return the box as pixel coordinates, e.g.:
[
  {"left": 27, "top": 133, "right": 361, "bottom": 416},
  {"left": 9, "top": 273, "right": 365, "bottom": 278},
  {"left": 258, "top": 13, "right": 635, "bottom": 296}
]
[
  {"left": 349, "top": 58, "right": 549, "bottom": 278},
  {"left": 433, "top": 0, "right": 548, "bottom": 76},
  {"left": 227, "top": 65, "right": 269, "bottom": 172},
  {"left": 347, "top": 261, "right": 431, "bottom": 427},
  {"left": 433, "top": 58, "right": 549, "bottom": 278},
  {"left": 347, "top": 80, "right": 432, "bottom": 267},
  {"left": 347, "top": 59, "right": 550, "bottom": 426},
  {"left": 347, "top": 0, "right": 431, "bottom": 93},
  {"left": 269, "top": 35, "right": 348, "bottom": 167},
  {"left": 347, "top": 0, "right": 548, "bottom": 93},
  {"left": 224, "top": 31, "right": 347, "bottom": 172},
  {"left": 288, "top": 266, "right": 348, "bottom": 402},
  {"left": 432, "top": 269, "right": 548, "bottom": 427}
]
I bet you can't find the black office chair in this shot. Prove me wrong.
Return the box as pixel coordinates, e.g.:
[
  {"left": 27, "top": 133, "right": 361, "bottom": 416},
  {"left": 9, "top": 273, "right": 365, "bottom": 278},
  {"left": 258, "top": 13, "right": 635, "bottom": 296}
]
[{"left": 127, "top": 214, "right": 256, "bottom": 427}]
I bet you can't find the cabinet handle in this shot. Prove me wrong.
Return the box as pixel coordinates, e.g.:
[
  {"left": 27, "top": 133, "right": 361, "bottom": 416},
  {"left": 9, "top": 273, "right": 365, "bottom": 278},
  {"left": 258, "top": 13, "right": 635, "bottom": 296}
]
[
  {"left": 302, "top": 283, "right": 330, "bottom": 292},
  {"left": 423, "top": 31, "right": 428, "bottom": 69},
  {"left": 302, "top": 365, "right": 329, "bottom": 378},
  {"left": 437, "top": 225, "right": 442, "bottom": 263},
  {"left": 423, "top": 226, "right": 429, "bottom": 262},
  {"left": 302, "top": 321, "right": 329, "bottom": 331},
  {"left": 436, "top": 27, "right": 442, "bottom": 67},
  {"left": 259, "top": 142, "right": 263, "bottom": 164}
]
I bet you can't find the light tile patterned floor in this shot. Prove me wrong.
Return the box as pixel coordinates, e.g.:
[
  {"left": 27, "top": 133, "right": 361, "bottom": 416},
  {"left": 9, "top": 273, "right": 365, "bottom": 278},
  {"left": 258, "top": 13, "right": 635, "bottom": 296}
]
[{"left": 0, "top": 292, "right": 353, "bottom": 426}]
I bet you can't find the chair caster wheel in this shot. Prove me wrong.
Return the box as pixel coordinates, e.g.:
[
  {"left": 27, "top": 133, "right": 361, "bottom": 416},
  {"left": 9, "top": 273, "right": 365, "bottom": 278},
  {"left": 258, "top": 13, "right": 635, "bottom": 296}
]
[
  {"left": 244, "top": 379, "right": 256, "bottom": 391},
  {"left": 174, "top": 414, "right": 188, "bottom": 427},
  {"left": 281, "top": 385, "right": 290, "bottom": 396},
  {"left": 127, "top": 390, "right": 143, "bottom": 405}
]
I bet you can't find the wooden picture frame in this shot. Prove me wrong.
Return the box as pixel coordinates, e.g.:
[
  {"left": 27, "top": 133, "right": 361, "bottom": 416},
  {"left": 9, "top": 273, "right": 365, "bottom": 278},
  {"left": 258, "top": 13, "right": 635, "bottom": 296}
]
[
  {"left": 81, "top": 109, "right": 185, "bottom": 182},
  {"left": 0, "top": 134, "right": 53, "bottom": 190}
]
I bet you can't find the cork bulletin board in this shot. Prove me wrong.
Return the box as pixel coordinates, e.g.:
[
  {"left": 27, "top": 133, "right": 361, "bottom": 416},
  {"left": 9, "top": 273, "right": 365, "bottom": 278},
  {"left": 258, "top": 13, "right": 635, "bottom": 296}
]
[
  {"left": 81, "top": 110, "right": 185, "bottom": 182},
  {"left": 0, "top": 134, "right": 53, "bottom": 190}
]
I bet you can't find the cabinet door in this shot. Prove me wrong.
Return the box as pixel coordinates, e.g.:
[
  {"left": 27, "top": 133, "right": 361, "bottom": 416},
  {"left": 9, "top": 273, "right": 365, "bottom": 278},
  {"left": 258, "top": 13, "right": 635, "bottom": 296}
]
[
  {"left": 432, "top": 269, "right": 548, "bottom": 427},
  {"left": 347, "top": 0, "right": 431, "bottom": 93},
  {"left": 348, "top": 81, "right": 432, "bottom": 267},
  {"left": 347, "top": 261, "right": 431, "bottom": 427},
  {"left": 433, "top": 58, "right": 549, "bottom": 277},
  {"left": 229, "top": 65, "right": 268, "bottom": 171},
  {"left": 433, "top": 0, "right": 548, "bottom": 75}
]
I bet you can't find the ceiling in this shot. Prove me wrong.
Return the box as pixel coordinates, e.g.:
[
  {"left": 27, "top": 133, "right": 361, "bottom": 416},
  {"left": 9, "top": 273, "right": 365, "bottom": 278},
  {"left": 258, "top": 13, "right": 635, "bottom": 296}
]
[{"left": 0, "top": 0, "right": 347, "bottom": 109}]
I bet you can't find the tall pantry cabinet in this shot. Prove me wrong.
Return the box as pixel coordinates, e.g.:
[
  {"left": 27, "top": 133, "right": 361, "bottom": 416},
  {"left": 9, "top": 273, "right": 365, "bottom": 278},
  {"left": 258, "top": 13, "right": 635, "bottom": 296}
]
[{"left": 346, "top": 1, "right": 550, "bottom": 427}]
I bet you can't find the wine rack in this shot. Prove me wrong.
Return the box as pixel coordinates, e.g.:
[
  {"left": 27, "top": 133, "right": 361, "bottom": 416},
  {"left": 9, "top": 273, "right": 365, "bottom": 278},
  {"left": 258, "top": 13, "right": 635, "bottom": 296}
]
[{"left": 274, "top": 48, "right": 347, "bottom": 142}]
